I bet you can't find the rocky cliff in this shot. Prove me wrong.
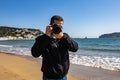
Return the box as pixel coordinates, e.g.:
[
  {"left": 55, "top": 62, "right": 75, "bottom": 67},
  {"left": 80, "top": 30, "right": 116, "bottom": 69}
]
[
  {"left": 99, "top": 32, "right": 120, "bottom": 38},
  {"left": 0, "top": 26, "right": 43, "bottom": 40}
]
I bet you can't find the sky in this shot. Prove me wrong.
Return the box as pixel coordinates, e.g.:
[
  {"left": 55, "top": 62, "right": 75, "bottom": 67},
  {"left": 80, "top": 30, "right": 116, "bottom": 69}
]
[{"left": 0, "top": 0, "right": 120, "bottom": 38}]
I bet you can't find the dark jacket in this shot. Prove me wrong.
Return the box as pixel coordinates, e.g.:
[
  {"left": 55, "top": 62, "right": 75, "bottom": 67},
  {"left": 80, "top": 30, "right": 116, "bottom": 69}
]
[{"left": 31, "top": 33, "right": 78, "bottom": 79}]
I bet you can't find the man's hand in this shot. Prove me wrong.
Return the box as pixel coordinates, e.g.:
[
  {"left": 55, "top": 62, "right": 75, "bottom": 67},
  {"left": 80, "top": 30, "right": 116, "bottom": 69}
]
[
  {"left": 45, "top": 25, "right": 64, "bottom": 39},
  {"left": 45, "top": 25, "right": 52, "bottom": 37},
  {"left": 53, "top": 31, "right": 64, "bottom": 39}
]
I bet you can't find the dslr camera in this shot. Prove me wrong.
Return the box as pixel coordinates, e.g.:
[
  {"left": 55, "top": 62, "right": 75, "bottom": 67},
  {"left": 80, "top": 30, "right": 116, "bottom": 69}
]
[{"left": 52, "top": 24, "right": 62, "bottom": 34}]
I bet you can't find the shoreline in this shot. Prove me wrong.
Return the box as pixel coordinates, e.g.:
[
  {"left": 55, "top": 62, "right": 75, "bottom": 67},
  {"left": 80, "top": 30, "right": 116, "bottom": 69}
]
[
  {"left": 69, "top": 64, "right": 120, "bottom": 80},
  {"left": 1, "top": 52, "right": 120, "bottom": 80},
  {"left": 1, "top": 38, "right": 120, "bottom": 72},
  {"left": 0, "top": 52, "right": 80, "bottom": 80},
  {"left": 0, "top": 38, "right": 34, "bottom": 41}
]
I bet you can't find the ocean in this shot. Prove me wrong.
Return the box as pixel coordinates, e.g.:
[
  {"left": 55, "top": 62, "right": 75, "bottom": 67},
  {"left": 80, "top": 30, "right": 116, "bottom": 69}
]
[{"left": 0, "top": 38, "right": 120, "bottom": 71}]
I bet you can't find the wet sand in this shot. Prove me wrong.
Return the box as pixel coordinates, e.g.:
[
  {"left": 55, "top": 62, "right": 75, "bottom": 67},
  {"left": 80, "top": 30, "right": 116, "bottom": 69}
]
[
  {"left": 69, "top": 63, "right": 120, "bottom": 80},
  {"left": 0, "top": 52, "right": 80, "bottom": 80}
]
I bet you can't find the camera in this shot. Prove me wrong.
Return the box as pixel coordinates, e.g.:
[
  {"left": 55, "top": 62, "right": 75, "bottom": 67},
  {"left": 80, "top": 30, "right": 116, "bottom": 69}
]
[{"left": 52, "top": 24, "right": 62, "bottom": 34}]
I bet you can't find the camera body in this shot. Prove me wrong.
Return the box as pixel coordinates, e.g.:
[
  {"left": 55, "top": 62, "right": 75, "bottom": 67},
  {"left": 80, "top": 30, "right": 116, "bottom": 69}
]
[{"left": 52, "top": 24, "right": 62, "bottom": 34}]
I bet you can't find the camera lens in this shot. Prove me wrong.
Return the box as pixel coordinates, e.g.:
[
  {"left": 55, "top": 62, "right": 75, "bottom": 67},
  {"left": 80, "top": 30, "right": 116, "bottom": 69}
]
[{"left": 52, "top": 24, "right": 62, "bottom": 34}]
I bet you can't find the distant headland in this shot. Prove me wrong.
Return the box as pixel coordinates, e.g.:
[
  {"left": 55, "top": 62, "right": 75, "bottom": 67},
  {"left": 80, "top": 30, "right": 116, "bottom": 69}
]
[
  {"left": 0, "top": 26, "right": 43, "bottom": 40},
  {"left": 99, "top": 32, "right": 120, "bottom": 38}
]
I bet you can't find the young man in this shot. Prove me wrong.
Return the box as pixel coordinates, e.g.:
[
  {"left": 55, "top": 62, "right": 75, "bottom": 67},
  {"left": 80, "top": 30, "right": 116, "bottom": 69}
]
[{"left": 31, "top": 15, "right": 78, "bottom": 80}]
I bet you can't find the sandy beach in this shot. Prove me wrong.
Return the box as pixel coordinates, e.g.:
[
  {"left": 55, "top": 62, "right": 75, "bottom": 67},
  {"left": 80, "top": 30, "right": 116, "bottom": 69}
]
[
  {"left": 0, "top": 52, "right": 120, "bottom": 80},
  {"left": 0, "top": 52, "right": 80, "bottom": 80}
]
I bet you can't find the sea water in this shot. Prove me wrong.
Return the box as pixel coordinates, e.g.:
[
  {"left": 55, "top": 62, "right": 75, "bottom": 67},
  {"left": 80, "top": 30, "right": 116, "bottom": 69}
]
[{"left": 0, "top": 38, "right": 120, "bottom": 71}]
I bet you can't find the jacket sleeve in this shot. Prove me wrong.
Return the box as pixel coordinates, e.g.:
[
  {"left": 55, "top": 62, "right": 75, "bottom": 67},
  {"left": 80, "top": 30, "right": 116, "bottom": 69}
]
[
  {"left": 31, "top": 34, "right": 50, "bottom": 58},
  {"left": 61, "top": 33, "right": 78, "bottom": 52}
]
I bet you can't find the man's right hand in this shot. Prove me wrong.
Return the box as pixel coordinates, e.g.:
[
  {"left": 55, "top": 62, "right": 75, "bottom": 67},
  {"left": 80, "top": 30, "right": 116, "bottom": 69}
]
[{"left": 45, "top": 25, "right": 52, "bottom": 37}]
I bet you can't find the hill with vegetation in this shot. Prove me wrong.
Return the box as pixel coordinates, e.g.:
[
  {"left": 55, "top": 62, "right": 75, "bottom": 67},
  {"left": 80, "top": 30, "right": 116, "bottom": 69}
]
[
  {"left": 0, "top": 26, "right": 43, "bottom": 40},
  {"left": 99, "top": 32, "right": 120, "bottom": 38}
]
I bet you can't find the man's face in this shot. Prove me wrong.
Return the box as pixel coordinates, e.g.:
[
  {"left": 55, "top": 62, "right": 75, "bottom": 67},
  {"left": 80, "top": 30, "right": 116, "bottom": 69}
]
[{"left": 53, "top": 20, "right": 64, "bottom": 28}]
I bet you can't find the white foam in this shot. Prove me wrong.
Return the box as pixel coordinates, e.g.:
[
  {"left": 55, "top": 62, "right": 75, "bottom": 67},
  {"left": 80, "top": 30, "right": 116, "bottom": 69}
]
[
  {"left": 0, "top": 44, "right": 31, "bottom": 56},
  {"left": 70, "top": 54, "right": 120, "bottom": 71},
  {"left": 0, "top": 44, "right": 13, "bottom": 47}
]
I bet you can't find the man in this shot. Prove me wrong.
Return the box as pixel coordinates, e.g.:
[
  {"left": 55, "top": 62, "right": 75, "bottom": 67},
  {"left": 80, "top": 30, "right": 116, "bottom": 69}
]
[{"left": 31, "top": 15, "right": 78, "bottom": 80}]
